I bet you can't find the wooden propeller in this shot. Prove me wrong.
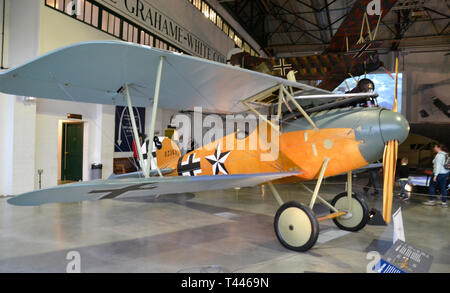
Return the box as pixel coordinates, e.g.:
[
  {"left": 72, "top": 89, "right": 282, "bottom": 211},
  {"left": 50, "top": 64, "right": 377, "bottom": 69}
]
[{"left": 382, "top": 57, "right": 400, "bottom": 224}]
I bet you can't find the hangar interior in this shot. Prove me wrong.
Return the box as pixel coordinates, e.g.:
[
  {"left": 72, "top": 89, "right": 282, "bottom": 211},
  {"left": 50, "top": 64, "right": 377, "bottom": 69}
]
[{"left": 0, "top": 0, "right": 449, "bottom": 273}]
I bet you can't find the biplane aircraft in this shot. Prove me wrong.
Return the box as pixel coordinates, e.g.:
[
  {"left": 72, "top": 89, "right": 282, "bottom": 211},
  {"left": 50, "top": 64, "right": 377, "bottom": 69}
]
[
  {"left": 0, "top": 41, "right": 409, "bottom": 251},
  {"left": 229, "top": 0, "right": 398, "bottom": 91}
]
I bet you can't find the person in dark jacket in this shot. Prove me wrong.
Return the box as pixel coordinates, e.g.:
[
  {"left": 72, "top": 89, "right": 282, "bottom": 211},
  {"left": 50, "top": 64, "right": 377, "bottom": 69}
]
[
  {"left": 364, "top": 166, "right": 381, "bottom": 197},
  {"left": 397, "top": 157, "right": 410, "bottom": 201}
]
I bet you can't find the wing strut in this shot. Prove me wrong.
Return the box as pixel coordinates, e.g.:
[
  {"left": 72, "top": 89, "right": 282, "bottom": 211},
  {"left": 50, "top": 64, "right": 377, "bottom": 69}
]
[
  {"left": 146, "top": 56, "right": 165, "bottom": 178},
  {"left": 309, "top": 157, "right": 330, "bottom": 209},
  {"left": 125, "top": 84, "right": 150, "bottom": 178},
  {"left": 281, "top": 85, "right": 318, "bottom": 131}
]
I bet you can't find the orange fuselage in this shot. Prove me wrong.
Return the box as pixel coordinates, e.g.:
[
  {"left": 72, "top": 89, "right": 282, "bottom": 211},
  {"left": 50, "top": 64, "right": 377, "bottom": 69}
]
[{"left": 156, "top": 126, "right": 368, "bottom": 183}]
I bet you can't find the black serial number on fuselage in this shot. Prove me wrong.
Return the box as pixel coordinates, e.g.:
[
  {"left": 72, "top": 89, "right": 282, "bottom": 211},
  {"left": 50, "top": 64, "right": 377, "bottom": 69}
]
[{"left": 164, "top": 150, "right": 179, "bottom": 157}]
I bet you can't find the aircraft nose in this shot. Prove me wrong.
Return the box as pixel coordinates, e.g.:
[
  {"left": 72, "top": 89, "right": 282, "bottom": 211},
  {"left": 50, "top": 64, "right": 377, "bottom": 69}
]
[{"left": 379, "top": 110, "right": 410, "bottom": 145}]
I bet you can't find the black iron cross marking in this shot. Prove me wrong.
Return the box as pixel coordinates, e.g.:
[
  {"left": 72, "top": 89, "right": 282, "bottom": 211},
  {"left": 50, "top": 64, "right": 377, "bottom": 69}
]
[
  {"left": 89, "top": 183, "right": 157, "bottom": 199},
  {"left": 143, "top": 151, "right": 157, "bottom": 160},
  {"left": 177, "top": 153, "right": 201, "bottom": 176},
  {"left": 273, "top": 58, "right": 292, "bottom": 76}
]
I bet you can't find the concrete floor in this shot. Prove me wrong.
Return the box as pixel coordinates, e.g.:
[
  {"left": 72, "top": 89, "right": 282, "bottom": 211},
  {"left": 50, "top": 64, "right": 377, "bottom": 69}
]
[{"left": 0, "top": 175, "right": 449, "bottom": 273}]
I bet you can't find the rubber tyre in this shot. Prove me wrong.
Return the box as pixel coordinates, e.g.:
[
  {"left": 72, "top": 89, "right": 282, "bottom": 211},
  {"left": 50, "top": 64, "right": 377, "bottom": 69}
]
[
  {"left": 274, "top": 201, "right": 319, "bottom": 252},
  {"left": 330, "top": 192, "right": 369, "bottom": 232}
]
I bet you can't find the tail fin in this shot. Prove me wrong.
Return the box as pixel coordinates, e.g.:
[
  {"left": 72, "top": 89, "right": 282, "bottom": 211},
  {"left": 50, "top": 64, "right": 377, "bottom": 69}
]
[
  {"left": 286, "top": 70, "right": 297, "bottom": 82},
  {"left": 286, "top": 70, "right": 298, "bottom": 96},
  {"left": 153, "top": 137, "right": 181, "bottom": 170}
]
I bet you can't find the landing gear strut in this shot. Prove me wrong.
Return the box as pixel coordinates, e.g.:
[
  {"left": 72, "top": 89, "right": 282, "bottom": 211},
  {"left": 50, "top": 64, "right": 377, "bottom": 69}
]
[{"left": 268, "top": 165, "right": 370, "bottom": 252}]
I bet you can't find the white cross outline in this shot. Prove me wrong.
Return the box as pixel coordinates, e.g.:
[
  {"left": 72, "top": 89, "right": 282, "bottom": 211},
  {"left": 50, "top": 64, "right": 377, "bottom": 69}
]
[{"left": 273, "top": 58, "right": 292, "bottom": 76}]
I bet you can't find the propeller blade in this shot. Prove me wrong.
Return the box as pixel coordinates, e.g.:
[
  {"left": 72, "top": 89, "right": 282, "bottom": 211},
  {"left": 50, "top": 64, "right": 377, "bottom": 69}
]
[
  {"left": 382, "top": 57, "right": 400, "bottom": 224},
  {"left": 382, "top": 140, "right": 398, "bottom": 223}
]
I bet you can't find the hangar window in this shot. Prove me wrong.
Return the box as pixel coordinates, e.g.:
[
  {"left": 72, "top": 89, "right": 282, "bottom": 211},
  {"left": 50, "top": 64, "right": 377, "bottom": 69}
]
[
  {"left": 114, "top": 17, "right": 121, "bottom": 37},
  {"left": 202, "top": 2, "right": 210, "bottom": 18},
  {"left": 140, "top": 31, "right": 154, "bottom": 47},
  {"left": 46, "top": 0, "right": 99, "bottom": 27},
  {"left": 216, "top": 15, "right": 223, "bottom": 30},
  {"left": 193, "top": 0, "right": 202, "bottom": 10},
  {"left": 148, "top": 34, "right": 154, "bottom": 47},
  {"left": 76, "top": 0, "right": 85, "bottom": 21},
  {"left": 101, "top": 10, "right": 108, "bottom": 31},
  {"left": 222, "top": 22, "right": 229, "bottom": 35},
  {"left": 84, "top": 1, "right": 92, "bottom": 24},
  {"left": 122, "top": 21, "right": 138, "bottom": 43},
  {"left": 209, "top": 9, "right": 216, "bottom": 24},
  {"left": 234, "top": 35, "right": 242, "bottom": 48},
  {"left": 155, "top": 39, "right": 168, "bottom": 50},
  {"left": 56, "top": 0, "right": 64, "bottom": 11},
  {"left": 122, "top": 22, "right": 128, "bottom": 41},
  {"left": 107, "top": 13, "right": 114, "bottom": 35},
  {"left": 244, "top": 43, "right": 251, "bottom": 53},
  {"left": 45, "top": 0, "right": 186, "bottom": 56},
  {"left": 47, "top": 0, "right": 64, "bottom": 11},
  {"left": 133, "top": 27, "right": 139, "bottom": 43},
  {"left": 91, "top": 5, "right": 99, "bottom": 27},
  {"left": 156, "top": 39, "right": 167, "bottom": 50},
  {"left": 228, "top": 28, "right": 235, "bottom": 40},
  {"left": 129, "top": 25, "right": 135, "bottom": 42},
  {"left": 186, "top": 0, "right": 259, "bottom": 58}
]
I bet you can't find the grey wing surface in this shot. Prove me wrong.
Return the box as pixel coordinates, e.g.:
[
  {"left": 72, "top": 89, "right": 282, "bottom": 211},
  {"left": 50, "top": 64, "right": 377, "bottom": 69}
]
[
  {"left": 0, "top": 41, "right": 329, "bottom": 114},
  {"left": 7, "top": 172, "right": 300, "bottom": 206}
]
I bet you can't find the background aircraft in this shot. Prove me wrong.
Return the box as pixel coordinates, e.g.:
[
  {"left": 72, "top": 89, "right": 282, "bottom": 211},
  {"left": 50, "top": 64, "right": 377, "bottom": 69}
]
[{"left": 228, "top": 0, "right": 398, "bottom": 91}]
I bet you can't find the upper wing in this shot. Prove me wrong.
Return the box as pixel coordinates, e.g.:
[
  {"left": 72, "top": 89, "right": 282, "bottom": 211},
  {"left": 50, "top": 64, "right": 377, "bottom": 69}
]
[
  {"left": 0, "top": 41, "right": 329, "bottom": 114},
  {"left": 7, "top": 172, "right": 299, "bottom": 206}
]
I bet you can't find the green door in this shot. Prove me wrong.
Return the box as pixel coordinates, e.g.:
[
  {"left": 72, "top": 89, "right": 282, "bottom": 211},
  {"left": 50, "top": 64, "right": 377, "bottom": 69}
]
[{"left": 61, "top": 123, "right": 84, "bottom": 181}]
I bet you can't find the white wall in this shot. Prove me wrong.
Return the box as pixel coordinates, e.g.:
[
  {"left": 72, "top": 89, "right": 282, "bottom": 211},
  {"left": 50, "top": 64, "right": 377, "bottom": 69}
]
[
  {"left": 33, "top": 1, "right": 118, "bottom": 187},
  {"left": 0, "top": 0, "right": 40, "bottom": 195},
  {"left": 0, "top": 0, "right": 4, "bottom": 68},
  {"left": 35, "top": 99, "right": 115, "bottom": 188},
  {"left": 0, "top": 93, "right": 13, "bottom": 195},
  {"left": 39, "top": 0, "right": 116, "bottom": 54}
]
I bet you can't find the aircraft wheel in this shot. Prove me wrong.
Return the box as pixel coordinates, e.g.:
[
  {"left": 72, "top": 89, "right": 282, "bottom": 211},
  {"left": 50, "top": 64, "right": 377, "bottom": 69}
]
[
  {"left": 274, "top": 201, "right": 319, "bottom": 252},
  {"left": 330, "top": 192, "right": 369, "bottom": 232}
]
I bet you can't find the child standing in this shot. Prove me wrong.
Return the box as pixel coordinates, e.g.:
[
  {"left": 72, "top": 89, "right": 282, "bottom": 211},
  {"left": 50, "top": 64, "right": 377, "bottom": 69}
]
[{"left": 398, "top": 157, "right": 410, "bottom": 201}]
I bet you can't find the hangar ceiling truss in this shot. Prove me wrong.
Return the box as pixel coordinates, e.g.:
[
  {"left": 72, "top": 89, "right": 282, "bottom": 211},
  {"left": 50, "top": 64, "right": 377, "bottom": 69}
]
[{"left": 219, "top": 0, "right": 450, "bottom": 56}]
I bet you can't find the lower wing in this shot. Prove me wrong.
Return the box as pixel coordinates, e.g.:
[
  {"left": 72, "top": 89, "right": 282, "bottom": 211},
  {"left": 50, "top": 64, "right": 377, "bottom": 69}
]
[{"left": 8, "top": 172, "right": 299, "bottom": 206}]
